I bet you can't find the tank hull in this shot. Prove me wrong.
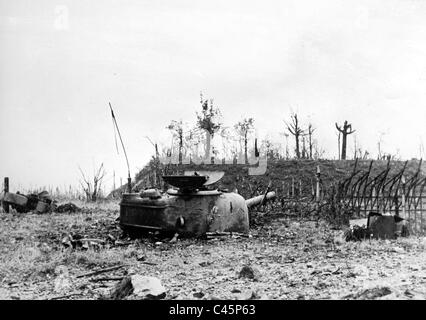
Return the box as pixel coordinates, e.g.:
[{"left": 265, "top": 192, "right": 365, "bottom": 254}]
[{"left": 119, "top": 190, "right": 249, "bottom": 236}]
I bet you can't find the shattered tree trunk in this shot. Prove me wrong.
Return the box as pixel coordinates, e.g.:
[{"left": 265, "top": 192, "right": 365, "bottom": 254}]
[
  {"left": 295, "top": 132, "right": 301, "bottom": 159},
  {"left": 336, "top": 121, "right": 355, "bottom": 160},
  {"left": 286, "top": 114, "right": 304, "bottom": 159}
]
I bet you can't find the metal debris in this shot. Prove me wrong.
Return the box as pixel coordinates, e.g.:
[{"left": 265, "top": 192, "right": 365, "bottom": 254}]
[
  {"left": 0, "top": 190, "right": 54, "bottom": 213},
  {"left": 345, "top": 211, "right": 407, "bottom": 241}
]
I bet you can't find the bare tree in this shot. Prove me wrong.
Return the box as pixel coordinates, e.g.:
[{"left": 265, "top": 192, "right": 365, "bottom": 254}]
[
  {"left": 262, "top": 138, "right": 281, "bottom": 160},
  {"left": 166, "top": 120, "right": 184, "bottom": 164},
  {"left": 186, "top": 127, "right": 204, "bottom": 160},
  {"left": 377, "top": 132, "right": 385, "bottom": 160},
  {"left": 362, "top": 150, "right": 370, "bottom": 160},
  {"left": 335, "top": 120, "right": 355, "bottom": 160},
  {"left": 196, "top": 93, "right": 222, "bottom": 160},
  {"left": 307, "top": 123, "right": 315, "bottom": 159},
  {"left": 285, "top": 113, "right": 305, "bottom": 159},
  {"left": 218, "top": 127, "right": 236, "bottom": 162},
  {"left": 79, "top": 163, "right": 106, "bottom": 201},
  {"left": 234, "top": 117, "right": 255, "bottom": 164},
  {"left": 313, "top": 139, "right": 326, "bottom": 159},
  {"left": 335, "top": 131, "right": 341, "bottom": 160},
  {"left": 301, "top": 136, "right": 307, "bottom": 159},
  {"left": 284, "top": 133, "right": 290, "bottom": 159}
]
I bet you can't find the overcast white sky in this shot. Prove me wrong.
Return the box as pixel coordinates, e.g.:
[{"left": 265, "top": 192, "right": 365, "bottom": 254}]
[{"left": 1, "top": 0, "right": 426, "bottom": 192}]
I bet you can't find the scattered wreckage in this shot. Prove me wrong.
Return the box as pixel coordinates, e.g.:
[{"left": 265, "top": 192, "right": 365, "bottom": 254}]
[
  {"left": 0, "top": 190, "right": 55, "bottom": 213},
  {"left": 345, "top": 211, "right": 408, "bottom": 241},
  {"left": 119, "top": 171, "right": 276, "bottom": 236},
  {"left": 0, "top": 179, "right": 80, "bottom": 214}
]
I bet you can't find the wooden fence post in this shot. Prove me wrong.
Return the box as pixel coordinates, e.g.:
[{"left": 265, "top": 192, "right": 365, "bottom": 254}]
[
  {"left": 2, "top": 177, "right": 9, "bottom": 213},
  {"left": 316, "top": 166, "right": 321, "bottom": 203},
  {"left": 316, "top": 166, "right": 321, "bottom": 215}
]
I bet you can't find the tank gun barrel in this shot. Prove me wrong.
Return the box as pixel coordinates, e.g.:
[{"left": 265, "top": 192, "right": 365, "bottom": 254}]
[{"left": 245, "top": 191, "right": 276, "bottom": 208}]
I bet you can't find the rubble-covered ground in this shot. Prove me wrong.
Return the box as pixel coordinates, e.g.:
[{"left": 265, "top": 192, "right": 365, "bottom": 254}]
[{"left": 0, "top": 201, "right": 425, "bottom": 300}]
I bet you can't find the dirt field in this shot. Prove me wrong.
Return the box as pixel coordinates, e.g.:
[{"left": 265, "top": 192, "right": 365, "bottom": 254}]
[{"left": 1, "top": 200, "right": 426, "bottom": 300}]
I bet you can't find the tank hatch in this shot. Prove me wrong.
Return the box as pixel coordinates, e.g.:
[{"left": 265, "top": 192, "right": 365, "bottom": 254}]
[
  {"left": 162, "top": 171, "right": 225, "bottom": 193},
  {"left": 162, "top": 175, "right": 208, "bottom": 191}
]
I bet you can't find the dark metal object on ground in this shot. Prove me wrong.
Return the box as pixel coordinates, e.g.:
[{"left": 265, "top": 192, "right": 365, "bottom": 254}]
[
  {"left": 344, "top": 225, "right": 370, "bottom": 241},
  {"left": 119, "top": 172, "right": 276, "bottom": 236},
  {"left": 368, "top": 213, "right": 397, "bottom": 240},
  {"left": 345, "top": 211, "right": 406, "bottom": 241}
]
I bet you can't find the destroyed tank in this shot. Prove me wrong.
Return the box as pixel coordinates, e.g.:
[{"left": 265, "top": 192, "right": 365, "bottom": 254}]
[{"left": 119, "top": 171, "right": 275, "bottom": 236}]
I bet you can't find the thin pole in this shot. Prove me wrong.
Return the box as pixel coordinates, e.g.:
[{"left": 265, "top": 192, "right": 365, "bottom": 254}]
[
  {"left": 316, "top": 166, "right": 321, "bottom": 202},
  {"left": 109, "top": 102, "right": 131, "bottom": 192},
  {"left": 316, "top": 166, "right": 321, "bottom": 215}
]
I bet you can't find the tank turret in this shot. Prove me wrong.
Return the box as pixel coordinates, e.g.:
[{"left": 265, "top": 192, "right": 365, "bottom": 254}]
[{"left": 119, "top": 171, "right": 275, "bottom": 236}]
